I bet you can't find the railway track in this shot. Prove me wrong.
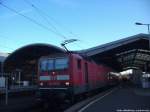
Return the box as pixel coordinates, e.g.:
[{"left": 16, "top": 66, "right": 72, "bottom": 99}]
[{"left": 27, "top": 86, "right": 114, "bottom": 112}]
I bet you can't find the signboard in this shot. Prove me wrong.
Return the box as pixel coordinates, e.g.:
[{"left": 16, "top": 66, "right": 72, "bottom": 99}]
[{"left": 0, "top": 77, "right": 5, "bottom": 88}]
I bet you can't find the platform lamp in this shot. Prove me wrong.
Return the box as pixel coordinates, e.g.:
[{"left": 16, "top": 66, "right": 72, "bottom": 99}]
[
  {"left": 135, "top": 22, "right": 150, "bottom": 72},
  {"left": 135, "top": 22, "right": 150, "bottom": 47}
]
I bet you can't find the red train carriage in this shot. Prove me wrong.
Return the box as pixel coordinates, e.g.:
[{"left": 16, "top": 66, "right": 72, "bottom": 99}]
[{"left": 38, "top": 53, "right": 114, "bottom": 102}]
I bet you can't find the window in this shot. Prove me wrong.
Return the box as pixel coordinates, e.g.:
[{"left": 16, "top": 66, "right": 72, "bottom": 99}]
[
  {"left": 40, "top": 60, "right": 47, "bottom": 71},
  {"left": 47, "top": 59, "right": 54, "bottom": 70},
  {"left": 40, "top": 57, "right": 68, "bottom": 71},
  {"left": 77, "top": 59, "right": 81, "bottom": 69},
  {"left": 55, "top": 58, "right": 68, "bottom": 69}
]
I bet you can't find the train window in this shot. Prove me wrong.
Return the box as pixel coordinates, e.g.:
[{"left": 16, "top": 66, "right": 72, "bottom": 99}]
[
  {"left": 40, "top": 60, "right": 47, "bottom": 71},
  {"left": 47, "top": 59, "right": 54, "bottom": 70},
  {"left": 55, "top": 58, "right": 68, "bottom": 69},
  {"left": 77, "top": 59, "right": 81, "bottom": 70}
]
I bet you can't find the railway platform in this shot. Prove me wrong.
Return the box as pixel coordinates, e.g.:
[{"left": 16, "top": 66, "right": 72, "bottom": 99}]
[
  {"left": 75, "top": 86, "right": 150, "bottom": 112},
  {"left": 1, "top": 85, "right": 150, "bottom": 112},
  {"left": 0, "top": 85, "right": 38, "bottom": 112},
  {"left": 0, "top": 94, "right": 37, "bottom": 112}
]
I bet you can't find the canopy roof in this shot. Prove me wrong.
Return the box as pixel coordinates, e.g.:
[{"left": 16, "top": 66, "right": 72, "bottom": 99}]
[
  {"left": 4, "top": 33, "right": 150, "bottom": 72},
  {"left": 79, "top": 33, "right": 150, "bottom": 71},
  {"left": 4, "top": 43, "right": 65, "bottom": 71}
]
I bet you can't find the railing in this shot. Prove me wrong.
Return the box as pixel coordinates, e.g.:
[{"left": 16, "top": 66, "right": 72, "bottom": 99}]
[{"left": 0, "top": 72, "right": 38, "bottom": 105}]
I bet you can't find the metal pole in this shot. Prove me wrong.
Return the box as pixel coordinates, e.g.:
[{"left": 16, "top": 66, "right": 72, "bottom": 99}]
[
  {"left": 1, "top": 62, "right": 3, "bottom": 76},
  {"left": 148, "top": 24, "right": 150, "bottom": 49},
  {"left": 5, "top": 77, "right": 8, "bottom": 105},
  {"left": 148, "top": 24, "right": 150, "bottom": 34},
  {"left": 149, "top": 36, "right": 150, "bottom": 50},
  {"left": 18, "top": 71, "right": 21, "bottom": 87},
  {"left": 148, "top": 24, "right": 150, "bottom": 73}
]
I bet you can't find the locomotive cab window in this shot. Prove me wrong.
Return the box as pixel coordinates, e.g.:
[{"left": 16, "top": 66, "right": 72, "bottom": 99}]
[
  {"left": 47, "top": 59, "right": 54, "bottom": 70},
  {"left": 77, "top": 59, "right": 81, "bottom": 70},
  {"left": 40, "top": 60, "right": 47, "bottom": 71},
  {"left": 55, "top": 58, "right": 68, "bottom": 69}
]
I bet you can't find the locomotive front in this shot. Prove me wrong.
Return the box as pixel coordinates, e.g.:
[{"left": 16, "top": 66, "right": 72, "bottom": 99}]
[{"left": 38, "top": 53, "right": 73, "bottom": 101}]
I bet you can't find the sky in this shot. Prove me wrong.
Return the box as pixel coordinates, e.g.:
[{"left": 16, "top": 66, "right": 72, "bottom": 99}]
[{"left": 0, "top": 0, "right": 150, "bottom": 53}]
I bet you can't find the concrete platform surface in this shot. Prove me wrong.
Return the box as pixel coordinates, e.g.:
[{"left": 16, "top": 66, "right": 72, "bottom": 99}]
[
  {"left": 77, "top": 87, "right": 150, "bottom": 112},
  {"left": 0, "top": 93, "right": 37, "bottom": 112}
]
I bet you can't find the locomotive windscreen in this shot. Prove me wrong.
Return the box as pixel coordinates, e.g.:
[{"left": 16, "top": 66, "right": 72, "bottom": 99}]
[
  {"left": 40, "top": 57, "right": 68, "bottom": 71},
  {"left": 38, "top": 56, "right": 70, "bottom": 85}
]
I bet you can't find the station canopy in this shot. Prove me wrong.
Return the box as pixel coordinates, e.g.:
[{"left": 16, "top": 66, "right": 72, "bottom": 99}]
[
  {"left": 4, "top": 43, "right": 65, "bottom": 65},
  {"left": 79, "top": 33, "right": 150, "bottom": 71},
  {"left": 4, "top": 33, "right": 150, "bottom": 75},
  {"left": 4, "top": 43, "right": 65, "bottom": 83}
]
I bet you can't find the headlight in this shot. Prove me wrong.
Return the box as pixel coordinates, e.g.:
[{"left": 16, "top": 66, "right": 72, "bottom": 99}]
[
  {"left": 65, "top": 82, "right": 70, "bottom": 86},
  {"left": 40, "top": 82, "right": 43, "bottom": 86}
]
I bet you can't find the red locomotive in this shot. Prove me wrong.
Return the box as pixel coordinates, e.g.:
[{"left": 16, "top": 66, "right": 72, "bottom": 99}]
[{"left": 38, "top": 52, "right": 117, "bottom": 102}]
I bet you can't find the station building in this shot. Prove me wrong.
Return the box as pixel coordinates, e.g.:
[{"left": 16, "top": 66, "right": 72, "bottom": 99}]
[{"left": 3, "top": 33, "right": 150, "bottom": 86}]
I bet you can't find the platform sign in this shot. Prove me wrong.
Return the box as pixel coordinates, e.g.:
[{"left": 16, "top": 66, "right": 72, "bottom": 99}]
[{"left": 0, "top": 77, "right": 5, "bottom": 88}]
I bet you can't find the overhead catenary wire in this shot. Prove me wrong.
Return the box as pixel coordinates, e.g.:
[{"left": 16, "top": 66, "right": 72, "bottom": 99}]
[
  {"left": 0, "top": 33, "right": 47, "bottom": 50},
  {"left": 0, "top": 2, "right": 67, "bottom": 39},
  {"left": 27, "top": 0, "right": 76, "bottom": 37},
  {"left": 0, "top": 2, "right": 88, "bottom": 50},
  {"left": 0, "top": 2, "right": 87, "bottom": 52},
  {"left": 23, "top": 0, "right": 58, "bottom": 31},
  {"left": 23, "top": 0, "right": 85, "bottom": 50},
  {"left": 23, "top": 0, "right": 67, "bottom": 39},
  {"left": 24, "top": 0, "right": 83, "bottom": 41}
]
